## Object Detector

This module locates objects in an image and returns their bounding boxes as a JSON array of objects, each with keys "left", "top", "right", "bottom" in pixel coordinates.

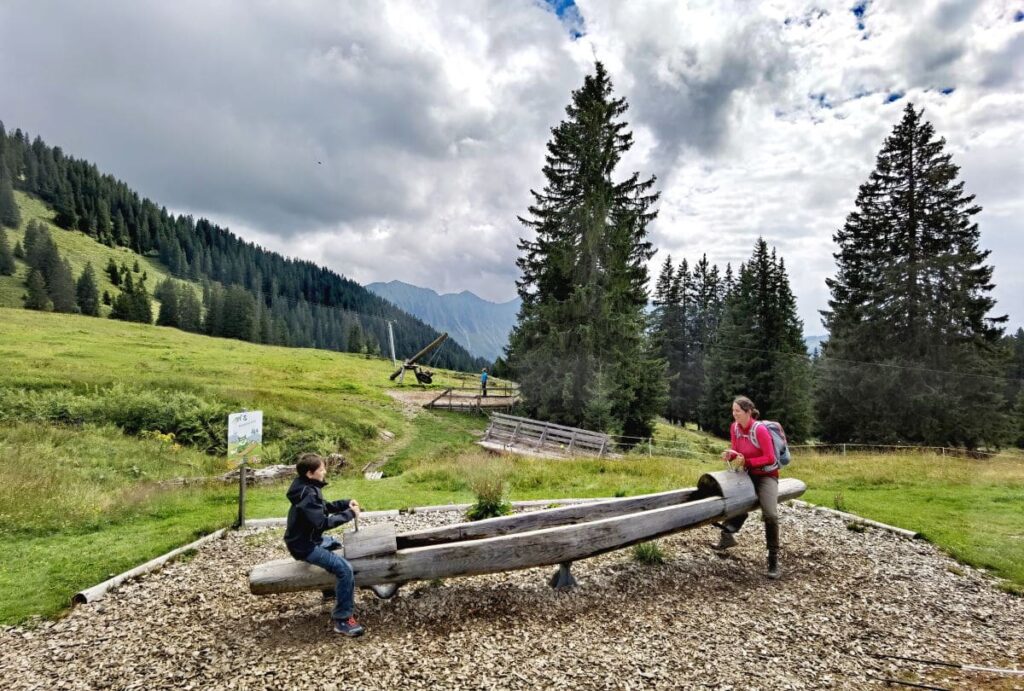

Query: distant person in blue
[
  {"left": 284, "top": 453, "right": 365, "bottom": 637},
  {"left": 481, "top": 367, "right": 488, "bottom": 397}
]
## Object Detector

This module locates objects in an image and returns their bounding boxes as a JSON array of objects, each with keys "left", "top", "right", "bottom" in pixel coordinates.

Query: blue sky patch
[
  {"left": 886, "top": 91, "right": 905, "bottom": 103},
  {"left": 1015, "top": 10, "right": 1023, "bottom": 22},
  {"left": 941, "top": 87, "right": 955, "bottom": 95},
  {"left": 810, "top": 92, "right": 833, "bottom": 109},
  {"left": 542, "top": 0, "right": 584, "bottom": 39},
  {"left": 852, "top": 1, "right": 868, "bottom": 30}
]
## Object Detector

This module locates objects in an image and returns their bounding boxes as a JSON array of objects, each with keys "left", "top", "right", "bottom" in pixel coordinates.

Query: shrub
[
  {"left": 465, "top": 467, "right": 512, "bottom": 521},
  {"left": 277, "top": 427, "right": 350, "bottom": 466},
  {"left": 0, "top": 385, "right": 232, "bottom": 453},
  {"left": 632, "top": 541, "right": 667, "bottom": 565}
]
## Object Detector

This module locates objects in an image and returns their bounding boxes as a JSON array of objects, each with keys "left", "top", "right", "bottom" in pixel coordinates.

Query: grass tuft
[{"left": 632, "top": 541, "right": 667, "bottom": 565}]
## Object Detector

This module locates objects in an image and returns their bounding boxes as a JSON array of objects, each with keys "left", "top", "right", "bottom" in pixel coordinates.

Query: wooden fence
[
  {"left": 425, "top": 386, "right": 520, "bottom": 414},
  {"left": 479, "top": 413, "right": 616, "bottom": 459}
]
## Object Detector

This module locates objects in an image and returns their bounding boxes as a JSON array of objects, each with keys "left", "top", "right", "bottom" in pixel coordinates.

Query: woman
[{"left": 715, "top": 395, "right": 781, "bottom": 579}]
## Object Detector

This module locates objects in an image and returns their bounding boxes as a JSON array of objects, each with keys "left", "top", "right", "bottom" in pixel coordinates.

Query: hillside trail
[{"left": 360, "top": 390, "right": 431, "bottom": 479}]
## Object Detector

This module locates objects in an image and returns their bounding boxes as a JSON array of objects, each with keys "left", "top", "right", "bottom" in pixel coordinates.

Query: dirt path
[{"left": 3, "top": 505, "right": 1023, "bottom": 690}]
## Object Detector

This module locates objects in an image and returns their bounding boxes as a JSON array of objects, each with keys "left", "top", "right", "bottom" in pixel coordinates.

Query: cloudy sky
[{"left": 1, "top": 0, "right": 1022, "bottom": 332}]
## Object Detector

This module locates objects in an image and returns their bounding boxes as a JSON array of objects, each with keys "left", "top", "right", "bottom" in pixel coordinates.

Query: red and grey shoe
[{"left": 333, "top": 616, "right": 365, "bottom": 637}]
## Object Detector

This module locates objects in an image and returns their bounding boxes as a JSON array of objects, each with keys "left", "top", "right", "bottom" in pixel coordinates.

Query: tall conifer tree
[
  {"left": 24, "top": 269, "right": 51, "bottom": 311},
  {"left": 0, "top": 229, "right": 15, "bottom": 275},
  {"left": 156, "top": 281, "right": 181, "bottom": 327},
  {"left": 507, "top": 62, "right": 664, "bottom": 438},
  {"left": 48, "top": 257, "right": 77, "bottom": 313},
  {"left": 0, "top": 160, "right": 19, "bottom": 229},
  {"left": 701, "top": 239, "right": 812, "bottom": 439},
  {"left": 818, "top": 104, "right": 1008, "bottom": 448},
  {"left": 76, "top": 263, "right": 100, "bottom": 316}
]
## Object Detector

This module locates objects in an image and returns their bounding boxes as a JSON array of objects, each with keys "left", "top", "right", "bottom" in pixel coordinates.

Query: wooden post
[
  {"left": 842, "top": 443, "right": 847, "bottom": 456},
  {"left": 236, "top": 458, "right": 247, "bottom": 529},
  {"left": 648, "top": 438, "right": 652, "bottom": 457},
  {"left": 568, "top": 430, "right": 578, "bottom": 455}
]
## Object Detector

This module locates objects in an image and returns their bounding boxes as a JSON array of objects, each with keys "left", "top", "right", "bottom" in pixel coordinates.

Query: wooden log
[
  {"left": 694, "top": 469, "right": 757, "bottom": 516},
  {"left": 342, "top": 523, "right": 398, "bottom": 560},
  {"left": 396, "top": 487, "right": 699, "bottom": 548},
  {"left": 76, "top": 529, "right": 226, "bottom": 604},
  {"left": 249, "top": 473, "right": 806, "bottom": 594}
]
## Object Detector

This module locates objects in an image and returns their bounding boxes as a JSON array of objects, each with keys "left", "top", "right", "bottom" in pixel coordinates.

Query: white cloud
[{"left": 0, "top": 0, "right": 1021, "bottom": 330}]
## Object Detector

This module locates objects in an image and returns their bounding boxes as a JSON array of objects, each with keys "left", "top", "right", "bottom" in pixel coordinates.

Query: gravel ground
[{"left": 3, "top": 505, "right": 1023, "bottom": 690}]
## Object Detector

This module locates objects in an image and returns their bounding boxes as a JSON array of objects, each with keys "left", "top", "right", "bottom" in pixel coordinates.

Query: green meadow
[{"left": 0, "top": 299, "right": 1022, "bottom": 623}]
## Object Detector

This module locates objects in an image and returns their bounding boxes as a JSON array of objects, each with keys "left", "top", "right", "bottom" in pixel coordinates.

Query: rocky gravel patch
[{"left": 3, "top": 505, "right": 1023, "bottom": 690}]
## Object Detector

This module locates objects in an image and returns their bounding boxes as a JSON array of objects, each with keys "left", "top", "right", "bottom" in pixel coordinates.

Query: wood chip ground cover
[{"left": 2, "top": 505, "right": 1023, "bottom": 690}]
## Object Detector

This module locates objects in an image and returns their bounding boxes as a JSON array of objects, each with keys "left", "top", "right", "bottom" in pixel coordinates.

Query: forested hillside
[{"left": 0, "top": 122, "right": 486, "bottom": 371}]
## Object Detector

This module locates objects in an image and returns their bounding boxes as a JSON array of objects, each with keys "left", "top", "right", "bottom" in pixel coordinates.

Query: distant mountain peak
[{"left": 366, "top": 280, "right": 520, "bottom": 361}]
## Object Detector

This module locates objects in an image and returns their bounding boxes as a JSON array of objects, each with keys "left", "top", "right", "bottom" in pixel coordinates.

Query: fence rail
[{"left": 425, "top": 387, "right": 519, "bottom": 414}]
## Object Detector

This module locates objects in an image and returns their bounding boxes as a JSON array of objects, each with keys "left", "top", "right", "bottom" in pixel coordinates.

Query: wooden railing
[
  {"left": 425, "top": 387, "right": 519, "bottom": 414},
  {"left": 481, "top": 413, "right": 613, "bottom": 458}
]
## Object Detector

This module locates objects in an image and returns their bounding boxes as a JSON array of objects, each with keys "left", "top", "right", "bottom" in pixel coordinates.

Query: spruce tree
[
  {"left": 13, "top": 239, "right": 24, "bottom": 260},
  {"left": 76, "top": 263, "right": 100, "bottom": 316},
  {"left": 178, "top": 287, "right": 203, "bottom": 332},
  {"left": 686, "top": 255, "right": 725, "bottom": 427},
  {"left": 0, "top": 229, "right": 15, "bottom": 275},
  {"left": 222, "top": 285, "right": 255, "bottom": 340},
  {"left": 0, "top": 160, "right": 19, "bottom": 229},
  {"left": 106, "top": 257, "right": 121, "bottom": 286},
  {"left": 507, "top": 62, "right": 664, "bottom": 438},
  {"left": 52, "top": 183, "right": 77, "bottom": 229},
  {"left": 48, "top": 257, "right": 77, "bottom": 313},
  {"left": 701, "top": 239, "right": 812, "bottom": 439},
  {"left": 109, "top": 289, "right": 132, "bottom": 321},
  {"left": 156, "top": 281, "right": 180, "bottom": 327},
  {"left": 650, "top": 256, "right": 689, "bottom": 423},
  {"left": 24, "top": 269, "right": 51, "bottom": 311},
  {"left": 347, "top": 322, "right": 365, "bottom": 354},
  {"left": 132, "top": 279, "right": 153, "bottom": 324},
  {"left": 818, "top": 104, "right": 1008, "bottom": 448},
  {"left": 102, "top": 290, "right": 112, "bottom": 306},
  {"left": 1013, "top": 388, "right": 1024, "bottom": 449}
]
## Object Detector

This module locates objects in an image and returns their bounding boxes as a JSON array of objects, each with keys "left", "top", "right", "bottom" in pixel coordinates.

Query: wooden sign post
[{"left": 228, "top": 410, "right": 263, "bottom": 529}]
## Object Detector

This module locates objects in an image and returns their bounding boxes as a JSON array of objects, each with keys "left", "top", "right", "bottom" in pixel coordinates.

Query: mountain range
[{"left": 366, "top": 281, "right": 520, "bottom": 362}]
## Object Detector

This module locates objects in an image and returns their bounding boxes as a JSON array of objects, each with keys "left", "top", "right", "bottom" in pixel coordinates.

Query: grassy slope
[
  {"left": 0, "top": 191, "right": 196, "bottom": 313},
  {"left": 1, "top": 307, "right": 1022, "bottom": 620}
]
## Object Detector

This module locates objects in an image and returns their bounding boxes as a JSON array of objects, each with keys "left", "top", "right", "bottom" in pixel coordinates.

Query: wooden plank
[
  {"left": 342, "top": 524, "right": 398, "bottom": 560},
  {"left": 396, "top": 488, "right": 698, "bottom": 547}
]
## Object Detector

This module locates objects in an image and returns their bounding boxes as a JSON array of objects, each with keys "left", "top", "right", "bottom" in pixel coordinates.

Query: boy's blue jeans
[{"left": 302, "top": 536, "right": 354, "bottom": 621}]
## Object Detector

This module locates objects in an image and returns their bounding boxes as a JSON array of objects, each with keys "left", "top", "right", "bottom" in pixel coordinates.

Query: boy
[{"left": 284, "top": 453, "right": 365, "bottom": 637}]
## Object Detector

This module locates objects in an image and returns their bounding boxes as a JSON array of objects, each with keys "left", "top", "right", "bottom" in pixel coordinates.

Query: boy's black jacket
[{"left": 284, "top": 475, "right": 354, "bottom": 559}]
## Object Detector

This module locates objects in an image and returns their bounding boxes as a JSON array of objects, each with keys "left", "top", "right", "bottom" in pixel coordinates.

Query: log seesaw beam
[{"left": 248, "top": 471, "right": 806, "bottom": 596}]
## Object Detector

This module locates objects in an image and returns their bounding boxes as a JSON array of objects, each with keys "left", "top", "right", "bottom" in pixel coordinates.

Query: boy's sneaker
[{"left": 333, "top": 617, "right": 365, "bottom": 637}]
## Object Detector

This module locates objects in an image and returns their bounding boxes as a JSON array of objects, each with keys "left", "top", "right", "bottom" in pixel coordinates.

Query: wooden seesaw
[{"left": 248, "top": 470, "right": 806, "bottom": 598}]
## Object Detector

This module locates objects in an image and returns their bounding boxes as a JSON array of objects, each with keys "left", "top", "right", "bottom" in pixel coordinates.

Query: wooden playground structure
[{"left": 248, "top": 470, "right": 807, "bottom": 597}]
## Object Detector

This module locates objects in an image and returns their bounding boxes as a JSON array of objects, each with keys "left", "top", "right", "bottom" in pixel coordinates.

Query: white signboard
[{"left": 228, "top": 410, "right": 263, "bottom": 466}]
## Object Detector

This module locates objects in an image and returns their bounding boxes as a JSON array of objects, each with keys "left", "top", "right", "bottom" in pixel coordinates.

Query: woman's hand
[{"left": 349, "top": 499, "right": 361, "bottom": 516}]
